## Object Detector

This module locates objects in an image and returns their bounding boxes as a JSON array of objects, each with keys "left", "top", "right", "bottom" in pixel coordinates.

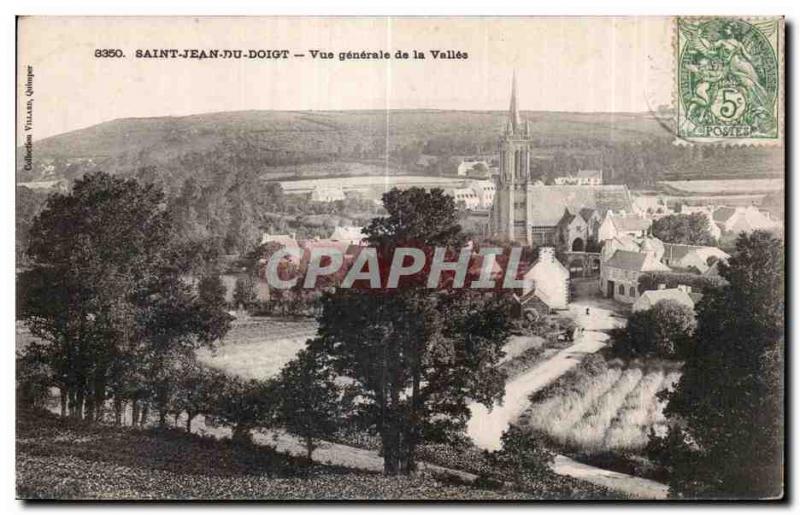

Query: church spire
[{"left": 509, "top": 70, "right": 521, "bottom": 134}]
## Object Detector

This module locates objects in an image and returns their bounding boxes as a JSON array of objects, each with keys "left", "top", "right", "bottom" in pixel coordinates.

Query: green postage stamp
[{"left": 676, "top": 17, "right": 783, "bottom": 144}]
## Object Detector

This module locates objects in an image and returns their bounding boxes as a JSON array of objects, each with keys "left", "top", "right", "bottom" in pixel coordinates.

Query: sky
[{"left": 17, "top": 16, "right": 674, "bottom": 141}]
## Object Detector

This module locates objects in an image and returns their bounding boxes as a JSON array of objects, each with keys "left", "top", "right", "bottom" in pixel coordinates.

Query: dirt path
[{"left": 466, "top": 297, "right": 669, "bottom": 499}]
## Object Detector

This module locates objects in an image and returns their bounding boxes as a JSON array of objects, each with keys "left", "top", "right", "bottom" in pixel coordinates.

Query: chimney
[
  {"left": 290, "top": 232, "right": 297, "bottom": 240},
  {"left": 658, "top": 283, "right": 667, "bottom": 290}
]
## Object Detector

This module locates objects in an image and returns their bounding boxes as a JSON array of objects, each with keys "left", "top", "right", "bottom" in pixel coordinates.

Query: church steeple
[{"left": 508, "top": 71, "right": 521, "bottom": 134}]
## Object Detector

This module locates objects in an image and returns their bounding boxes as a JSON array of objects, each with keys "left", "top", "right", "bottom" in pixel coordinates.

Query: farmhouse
[
  {"left": 632, "top": 285, "right": 697, "bottom": 312},
  {"left": 601, "top": 249, "right": 670, "bottom": 304},
  {"left": 520, "top": 247, "right": 570, "bottom": 311},
  {"left": 712, "top": 205, "right": 781, "bottom": 234}
]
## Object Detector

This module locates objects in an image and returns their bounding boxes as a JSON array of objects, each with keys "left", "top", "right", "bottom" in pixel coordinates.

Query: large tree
[
  {"left": 18, "top": 172, "right": 230, "bottom": 421},
  {"left": 610, "top": 300, "right": 696, "bottom": 359},
  {"left": 652, "top": 231, "right": 784, "bottom": 498},
  {"left": 312, "top": 187, "right": 513, "bottom": 475},
  {"left": 651, "top": 213, "right": 715, "bottom": 246}
]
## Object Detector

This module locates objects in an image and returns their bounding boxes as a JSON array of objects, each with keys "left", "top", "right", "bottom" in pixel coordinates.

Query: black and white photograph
[{"left": 13, "top": 14, "right": 785, "bottom": 501}]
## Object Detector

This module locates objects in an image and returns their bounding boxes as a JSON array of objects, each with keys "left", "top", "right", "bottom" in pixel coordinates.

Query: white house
[
  {"left": 465, "top": 179, "right": 496, "bottom": 209},
  {"left": 712, "top": 205, "right": 782, "bottom": 235},
  {"left": 601, "top": 249, "right": 670, "bottom": 304},
  {"left": 521, "top": 247, "right": 570, "bottom": 310},
  {"left": 310, "top": 185, "right": 346, "bottom": 202},
  {"left": 329, "top": 226, "right": 365, "bottom": 245},
  {"left": 446, "top": 187, "right": 481, "bottom": 210},
  {"left": 632, "top": 285, "right": 696, "bottom": 312}
]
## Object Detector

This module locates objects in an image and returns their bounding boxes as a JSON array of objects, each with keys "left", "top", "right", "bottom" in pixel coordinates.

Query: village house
[
  {"left": 329, "top": 226, "right": 366, "bottom": 246},
  {"left": 661, "top": 243, "right": 730, "bottom": 274},
  {"left": 600, "top": 249, "right": 670, "bottom": 303},
  {"left": 446, "top": 186, "right": 481, "bottom": 210},
  {"left": 632, "top": 284, "right": 699, "bottom": 312},
  {"left": 310, "top": 185, "right": 346, "bottom": 202},
  {"left": 519, "top": 247, "right": 570, "bottom": 311},
  {"left": 597, "top": 211, "right": 652, "bottom": 241},
  {"left": 712, "top": 205, "right": 782, "bottom": 235}
]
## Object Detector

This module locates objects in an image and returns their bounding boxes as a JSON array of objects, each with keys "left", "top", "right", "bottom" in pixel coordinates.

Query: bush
[{"left": 638, "top": 271, "right": 726, "bottom": 295}]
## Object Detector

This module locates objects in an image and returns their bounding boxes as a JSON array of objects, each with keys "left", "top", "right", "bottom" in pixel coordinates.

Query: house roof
[
  {"left": 713, "top": 207, "right": 738, "bottom": 223},
  {"left": 639, "top": 288, "right": 695, "bottom": 308},
  {"left": 556, "top": 209, "right": 577, "bottom": 227},
  {"left": 579, "top": 207, "right": 598, "bottom": 222},
  {"left": 663, "top": 243, "right": 730, "bottom": 263},
  {"left": 611, "top": 214, "right": 651, "bottom": 232},
  {"left": 605, "top": 250, "right": 669, "bottom": 272},
  {"left": 527, "top": 185, "right": 634, "bottom": 227},
  {"left": 330, "top": 226, "right": 365, "bottom": 242}
]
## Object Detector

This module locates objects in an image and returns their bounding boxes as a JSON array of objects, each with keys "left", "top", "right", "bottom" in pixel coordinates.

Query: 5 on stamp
[{"left": 677, "top": 17, "right": 782, "bottom": 144}]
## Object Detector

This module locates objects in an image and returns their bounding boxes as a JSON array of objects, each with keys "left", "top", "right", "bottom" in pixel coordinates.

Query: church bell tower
[{"left": 491, "top": 72, "right": 533, "bottom": 244}]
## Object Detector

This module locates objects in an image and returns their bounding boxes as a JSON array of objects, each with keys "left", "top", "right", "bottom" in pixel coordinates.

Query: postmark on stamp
[{"left": 676, "top": 17, "right": 783, "bottom": 144}]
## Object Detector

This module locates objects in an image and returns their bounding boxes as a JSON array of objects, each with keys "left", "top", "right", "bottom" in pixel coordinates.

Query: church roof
[{"left": 526, "top": 185, "right": 634, "bottom": 227}]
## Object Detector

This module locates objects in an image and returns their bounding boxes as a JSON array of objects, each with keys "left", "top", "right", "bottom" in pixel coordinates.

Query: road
[{"left": 466, "top": 296, "right": 669, "bottom": 499}]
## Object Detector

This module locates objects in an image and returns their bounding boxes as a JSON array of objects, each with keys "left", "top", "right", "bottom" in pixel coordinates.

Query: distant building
[
  {"left": 661, "top": 243, "right": 729, "bottom": 274},
  {"left": 446, "top": 187, "right": 481, "bottom": 210},
  {"left": 329, "top": 226, "right": 366, "bottom": 245},
  {"left": 712, "top": 205, "right": 781, "bottom": 235},
  {"left": 457, "top": 159, "right": 490, "bottom": 177},
  {"left": 597, "top": 212, "right": 652, "bottom": 241},
  {"left": 553, "top": 169, "right": 603, "bottom": 186},
  {"left": 310, "top": 185, "right": 346, "bottom": 202},
  {"left": 600, "top": 249, "right": 670, "bottom": 303},
  {"left": 632, "top": 285, "right": 697, "bottom": 313},
  {"left": 466, "top": 180, "right": 496, "bottom": 209},
  {"left": 520, "top": 247, "right": 570, "bottom": 310}
]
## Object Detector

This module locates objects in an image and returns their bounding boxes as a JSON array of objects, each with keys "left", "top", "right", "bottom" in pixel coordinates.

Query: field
[
  {"left": 519, "top": 356, "right": 681, "bottom": 454},
  {"left": 657, "top": 178, "right": 783, "bottom": 196},
  {"left": 196, "top": 317, "right": 318, "bottom": 380}
]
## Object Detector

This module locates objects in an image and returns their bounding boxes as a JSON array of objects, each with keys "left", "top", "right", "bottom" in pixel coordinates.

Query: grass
[
  {"left": 196, "top": 317, "right": 317, "bottom": 380},
  {"left": 520, "top": 356, "right": 681, "bottom": 455},
  {"left": 17, "top": 409, "right": 617, "bottom": 500}
]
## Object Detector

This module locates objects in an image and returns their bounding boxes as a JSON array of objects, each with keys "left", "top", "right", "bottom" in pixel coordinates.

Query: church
[{"left": 490, "top": 75, "right": 635, "bottom": 247}]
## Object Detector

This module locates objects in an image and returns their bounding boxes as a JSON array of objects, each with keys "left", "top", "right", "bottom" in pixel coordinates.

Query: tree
[
  {"left": 171, "top": 358, "right": 226, "bottom": 433},
  {"left": 18, "top": 172, "right": 231, "bottom": 422},
  {"left": 233, "top": 276, "right": 257, "bottom": 310},
  {"left": 275, "top": 346, "right": 341, "bottom": 462},
  {"left": 313, "top": 187, "right": 513, "bottom": 475},
  {"left": 610, "top": 300, "right": 696, "bottom": 359},
  {"left": 652, "top": 231, "right": 784, "bottom": 498},
  {"left": 209, "top": 376, "right": 275, "bottom": 444},
  {"left": 492, "top": 425, "right": 554, "bottom": 486},
  {"left": 651, "top": 213, "right": 715, "bottom": 246}
]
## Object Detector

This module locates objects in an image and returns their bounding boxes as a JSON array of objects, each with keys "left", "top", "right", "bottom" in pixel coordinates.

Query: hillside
[{"left": 16, "top": 409, "right": 616, "bottom": 500}]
